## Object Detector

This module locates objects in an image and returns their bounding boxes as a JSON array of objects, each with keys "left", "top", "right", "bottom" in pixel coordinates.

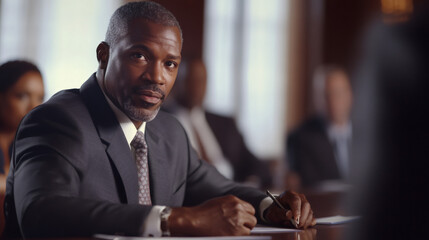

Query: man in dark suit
[
  {"left": 205, "top": 112, "right": 272, "bottom": 188},
  {"left": 164, "top": 59, "right": 272, "bottom": 188},
  {"left": 4, "top": 1, "right": 315, "bottom": 238},
  {"left": 286, "top": 66, "right": 353, "bottom": 188}
]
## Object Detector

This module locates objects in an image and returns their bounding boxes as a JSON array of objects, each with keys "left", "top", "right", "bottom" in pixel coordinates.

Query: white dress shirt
[
  {"left": 99, "top": 82, "right": 164, "bottom": 237},
  {"left": 327, "top": 122, "right": 352, "bottom": 179}
]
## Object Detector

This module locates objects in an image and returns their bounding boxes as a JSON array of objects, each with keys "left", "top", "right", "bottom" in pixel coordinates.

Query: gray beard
[{"left": 122, "top": 98, "right": 160, "bottom": 122}]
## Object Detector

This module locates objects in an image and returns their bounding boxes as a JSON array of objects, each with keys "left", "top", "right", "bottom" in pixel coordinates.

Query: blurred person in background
[
  {"left": 0, "top": 60, "right": 44, "bottom": 234},
  {"left": 0, "top": 60, "right": 45, "bottom": 190},
  {"left": 347, "top": 2, "right": 429, "bottom": 239},
  {"left": 164, "top": 58, "right": 272, "bottom": 189},
  {"left": 286, "top": 66, "right": 353, "bottom": 190}
]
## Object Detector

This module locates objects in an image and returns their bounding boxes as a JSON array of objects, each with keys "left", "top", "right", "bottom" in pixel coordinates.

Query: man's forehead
[{"left": 123, "top": 18, "right": 182, "bottom": 51}]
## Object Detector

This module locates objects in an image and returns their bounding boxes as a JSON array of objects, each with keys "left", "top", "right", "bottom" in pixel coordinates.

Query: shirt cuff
[
  {"left": 142, "top": 205, "right": 165, "bottom": 237},
  {"left": 259, "top": 197, "right": 274, "bottom": 223}
]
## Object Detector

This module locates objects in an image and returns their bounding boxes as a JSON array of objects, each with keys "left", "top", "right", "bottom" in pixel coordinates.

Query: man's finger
[
  {"left": 284, "top": 191, "right": 301, "bottom": 225},
  {"left": 286, "top": 210, "right": 293, "bottom": 219},
  {"left": 243, "top": 214, "right": 257, "bottom": 229},
  {"left": 311, "top": 216, "right": 317, "bottom": 226},
  {"left": 302, "top": 210, "right": 314, "bottom": 229},
  {"left": 298, "top": 200, "right": 311, "bottom": 228}
]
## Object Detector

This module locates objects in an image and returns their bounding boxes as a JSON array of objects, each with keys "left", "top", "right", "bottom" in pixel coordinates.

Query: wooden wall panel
[{"left": 152, "top": 0, "right": 205, "bottom": 59}]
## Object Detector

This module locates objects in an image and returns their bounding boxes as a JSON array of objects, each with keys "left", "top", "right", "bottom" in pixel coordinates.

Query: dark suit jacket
[
  {"left": 205, "top": 112, "right": 271, "bottom": 188},
  {"left": 4, "top": 74, "right": 266, "bottom": 238},
  {"left": 286, "top": 116, "right": 342, "bottom": 187}
]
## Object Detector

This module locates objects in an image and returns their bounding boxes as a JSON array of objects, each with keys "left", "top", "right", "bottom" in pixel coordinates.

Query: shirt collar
[
  {"left": 97, "top": 78, "right": 146, "bottom": 146},
  {"left": 328, "top": 121, "right": 352, "bottom": 140}
]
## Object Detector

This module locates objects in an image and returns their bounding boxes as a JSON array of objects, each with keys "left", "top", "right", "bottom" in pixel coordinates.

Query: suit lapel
[
  {"left": 80, "top": 74, "right": 139, "bottom": 204},
  {"left": 145, "top": 123, "right": 173, "bottom": 205}
]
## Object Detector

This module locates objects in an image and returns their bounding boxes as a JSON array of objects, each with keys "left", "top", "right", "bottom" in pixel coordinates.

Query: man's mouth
[{"left": 134, "top": 87, "right": 165, "bottom": 105}]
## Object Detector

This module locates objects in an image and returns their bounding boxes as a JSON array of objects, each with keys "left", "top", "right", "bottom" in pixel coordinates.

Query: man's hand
[
  {"left": 168, "top": 195, "right": 257, "bottom": 236},
  {"left": 265, "top": 191, "right": 316, "bottom": 229}
]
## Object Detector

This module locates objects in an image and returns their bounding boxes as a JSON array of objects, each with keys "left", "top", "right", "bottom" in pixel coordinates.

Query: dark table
[{"left": 1, "top": 189, "right": 356, "bottom": 240}]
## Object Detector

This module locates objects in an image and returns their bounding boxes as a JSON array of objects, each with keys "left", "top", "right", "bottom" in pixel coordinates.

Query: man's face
[
  {"left": 325, "top": 71, "right": 352, "bottom": 125},
  {"left": 102, "top": 19, "right": 182, "bottom": 123}
]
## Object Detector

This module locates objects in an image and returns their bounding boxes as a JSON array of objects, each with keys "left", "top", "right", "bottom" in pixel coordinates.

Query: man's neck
[
  {"left": 332, "top": 121, "right": 349, "bottom": 128},
  {"left": 133, "top": 120, "right": 144, "bottom": 129},
  {"left": 95, "top": 74, "right": 147, "bottom": 144}
]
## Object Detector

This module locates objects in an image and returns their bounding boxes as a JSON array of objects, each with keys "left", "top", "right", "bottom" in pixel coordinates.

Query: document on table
[
  {"left": 316, "top": 215, "right": 360, "bottom": 225},
  {"left": 251, "top": 226, "right": 300, "bottom": 233},
  {"left": 94, "top": 234, "right": 271, "bottom": 240}
]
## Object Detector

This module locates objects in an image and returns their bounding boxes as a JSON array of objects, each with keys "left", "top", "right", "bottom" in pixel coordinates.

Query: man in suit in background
[
  {"left": 4, "top": 1, "right": 315, "bottom": 238},
  {"left": 164, "top": 58, "right": 272, "bottom": 189},
  {"left": 286, "top": 66, "right": 353, "bottom": 189}
]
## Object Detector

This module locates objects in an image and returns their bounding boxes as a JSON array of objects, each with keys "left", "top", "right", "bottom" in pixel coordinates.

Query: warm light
[{"left": 381, "top": 0, "right": 413, "bottom": 23}]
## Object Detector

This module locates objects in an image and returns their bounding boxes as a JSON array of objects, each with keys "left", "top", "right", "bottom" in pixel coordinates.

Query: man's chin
[{"left": 124, "top": 104, "right": 160, "bottom": 123}]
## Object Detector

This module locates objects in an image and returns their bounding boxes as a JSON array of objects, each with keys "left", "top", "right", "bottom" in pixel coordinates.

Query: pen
[{"left": 266, "top": 190, "right": 299, "bottom": 228}]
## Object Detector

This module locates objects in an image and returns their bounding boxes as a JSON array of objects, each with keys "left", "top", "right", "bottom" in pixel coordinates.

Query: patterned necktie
[{"left": 131, "top": 130, "right": 152, "bottom": 205}]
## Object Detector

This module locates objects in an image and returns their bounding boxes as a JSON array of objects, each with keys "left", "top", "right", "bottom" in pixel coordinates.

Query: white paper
[
  {"left": 316, "top": 215, "right": 360, "bottom": 225},
  {"left": 250, "top": 226, "right": 300, "bottom": 233},
  {"left": 94, "top": 234, "right": 271, "bottom": 240}
]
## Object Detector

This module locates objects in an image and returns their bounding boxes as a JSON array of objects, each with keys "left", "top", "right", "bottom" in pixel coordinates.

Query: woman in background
[{"left": 0, "top": 60, "right": 44, "bottom": 235}]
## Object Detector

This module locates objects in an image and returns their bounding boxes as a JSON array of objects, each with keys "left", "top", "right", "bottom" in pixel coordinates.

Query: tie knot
[{"left": 131, "top": 131, "right": 147, "bottom": 150}]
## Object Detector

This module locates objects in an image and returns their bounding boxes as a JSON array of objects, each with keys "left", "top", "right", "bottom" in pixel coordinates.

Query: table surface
[{"left": 1, "top": 189, "right": 355, "bottom": 240}]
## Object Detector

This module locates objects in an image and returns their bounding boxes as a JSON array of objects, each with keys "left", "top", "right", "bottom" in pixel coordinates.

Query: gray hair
[{"left": 105, "top": 1, "right": 182, "bottom": 47}]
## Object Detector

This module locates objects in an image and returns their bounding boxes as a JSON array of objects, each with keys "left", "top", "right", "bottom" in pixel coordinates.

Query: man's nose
[{"left": 144, "top": 62, "right": 165, "bottom": 85}]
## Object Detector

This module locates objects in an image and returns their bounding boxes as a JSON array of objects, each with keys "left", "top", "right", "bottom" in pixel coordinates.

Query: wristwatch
[{"left": 160, "top": 207, "right": 172, "bottom": 236}]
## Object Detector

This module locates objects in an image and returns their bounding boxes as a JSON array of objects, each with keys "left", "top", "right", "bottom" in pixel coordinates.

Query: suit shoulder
[
  {"left": 287, "top": 116, "right": 327, "bottom": 144},
  {"left": 205, "top": 111, "right": 234, "bottom": 121},
  {"left": 291, "top": 116, "right": 326, "bottom": 134},
  {"left": 24, "top": 89, "right": 87, "bottom": 122},
  {"left": 36, "top": 89, "right": 82, "bottom": 111},
  {"left": 48, "top": 88, "right": 82, "bottom": 105},
  {"left": 205, "top": 111, "right": 236, "bottom": 128}
]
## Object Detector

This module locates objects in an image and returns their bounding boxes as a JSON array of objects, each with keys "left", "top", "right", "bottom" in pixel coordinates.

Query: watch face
[{"left": 161, "top": 206, "right": 172, "bottom": 217}]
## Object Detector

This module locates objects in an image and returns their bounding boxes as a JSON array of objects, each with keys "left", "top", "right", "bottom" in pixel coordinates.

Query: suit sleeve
[{"left": 11, "top": 103, "right": 149, "bottom": 237}]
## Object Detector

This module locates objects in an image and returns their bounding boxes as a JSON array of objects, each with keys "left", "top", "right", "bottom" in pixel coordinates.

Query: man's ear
[{"left": 96, "top": 42, "right": 110, "bottom": 69}]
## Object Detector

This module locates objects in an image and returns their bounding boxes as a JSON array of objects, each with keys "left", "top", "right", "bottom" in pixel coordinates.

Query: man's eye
[
  {"left": 132, "top": 53, "right": 146, "bottom": 60},
  {"left": 165, "top": 61, "right": 177, "bottom": 69},
  {"left": 14, "top": 92, "right": 29, "bottom": 101}
]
